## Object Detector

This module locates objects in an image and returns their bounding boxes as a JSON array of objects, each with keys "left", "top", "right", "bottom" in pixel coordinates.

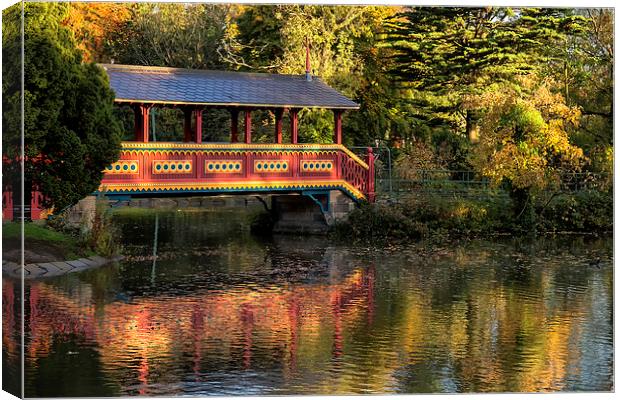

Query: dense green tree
[
  {"left": 2, "top": 3, "right": 122, "bottom": 212},
  {"left": 106, "top": 3, "right": 230, "bottom": 69},
  {"left": 545, "top": 9, "right": 613, "bottom": 175},
  {"left": 104, "top": 3, "right": 233, "bottom": 142},
  {"left": 227, "top": 5, "right": 401, "bottom": 145},
  {"left": 383, "top": 7, "right": 586, "bottom": 142}
]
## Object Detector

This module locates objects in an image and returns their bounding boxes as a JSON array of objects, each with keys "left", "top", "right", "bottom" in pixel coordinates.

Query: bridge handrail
[
  {"left": 106, "top": 141, "right": 374, "bottom": 201},
  {"left": 120, "top": 141, "right": 369, "bottom": 170}
]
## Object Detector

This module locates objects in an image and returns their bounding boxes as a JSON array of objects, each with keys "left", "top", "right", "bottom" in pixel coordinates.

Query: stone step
[{"left": 2, "top": 254, "right": 121, "bottom": 280}]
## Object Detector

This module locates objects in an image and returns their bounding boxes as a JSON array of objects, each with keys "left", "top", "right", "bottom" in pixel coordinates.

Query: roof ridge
[{"left": 98, "top": 63, "right": 313, "bottom": 80}]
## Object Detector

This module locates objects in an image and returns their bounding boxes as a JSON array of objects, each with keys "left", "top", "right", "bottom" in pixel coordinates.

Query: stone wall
[
  {"left": 112, "top": 196, "right": 266, "bottom": 210},
  {"left": 66, "top": 192, "right": 357, "bottom": 235},
  {"left": 272, "top": 191, "right": 357, "bottom": 234}
]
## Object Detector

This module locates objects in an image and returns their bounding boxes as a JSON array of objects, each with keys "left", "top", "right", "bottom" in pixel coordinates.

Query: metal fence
[
  {"left": 375, "top": 168, "right": 609, "bottom": 200},
  {"left": 347, "top": 146, "right": 610, "bottom": 200},
  {"left": 376, "top": 170, "right": 503, "bottom": 200}
]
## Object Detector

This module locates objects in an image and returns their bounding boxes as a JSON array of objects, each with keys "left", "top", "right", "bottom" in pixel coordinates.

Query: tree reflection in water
[{"left": 3, "top": 209, "right": 612, "bottom": 396}]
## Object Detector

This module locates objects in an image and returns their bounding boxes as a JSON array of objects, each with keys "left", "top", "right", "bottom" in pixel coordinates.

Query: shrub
[
  {"left": 333, "top": 188, "right": 611, "bottom": 241},
  {"left": 333, "top": 195, "right": 513, "bottom": 242},
  {"left": 537, "top": 190, "right": 612, "bottom": 232},
  {"left": 82, "top": 196, "right": 120, "bottom": 257}
]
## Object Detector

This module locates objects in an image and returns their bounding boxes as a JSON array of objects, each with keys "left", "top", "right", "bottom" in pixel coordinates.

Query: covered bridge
[{"left": 99, "top": 64, "right": 375, "bottom": 203}]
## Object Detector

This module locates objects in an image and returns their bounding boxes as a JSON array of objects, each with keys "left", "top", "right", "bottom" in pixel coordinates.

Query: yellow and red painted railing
[{"left": 99, "top": 142, "right": 375, "bottom": 202}]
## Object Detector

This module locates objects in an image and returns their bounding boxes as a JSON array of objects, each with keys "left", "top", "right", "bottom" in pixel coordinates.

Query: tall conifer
[{"left": 383, "top": 7, "right": 586, "bottom": 141}]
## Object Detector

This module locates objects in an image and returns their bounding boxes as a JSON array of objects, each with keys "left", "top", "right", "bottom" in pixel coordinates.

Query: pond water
[{"left": 3, "top": 208, "right": 613, "bottom": 396}]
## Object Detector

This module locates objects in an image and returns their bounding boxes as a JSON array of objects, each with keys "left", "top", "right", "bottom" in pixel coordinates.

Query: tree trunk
[
  {"left": 466, "top": 110, "right": 480, "bottom": 143},
  {"left": 510, "top": 186, "right": 536, "bottom": 233}
]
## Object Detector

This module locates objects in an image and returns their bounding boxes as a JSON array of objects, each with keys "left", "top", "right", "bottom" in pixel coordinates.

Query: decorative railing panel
[{"left": 100, "top": 142, "right": 374, "bottom": 201}]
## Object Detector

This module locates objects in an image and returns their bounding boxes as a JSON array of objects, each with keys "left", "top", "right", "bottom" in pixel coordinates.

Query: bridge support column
[
  {"left": 366, "top": 148, "right": 375, "bottom": 202},
  {"left": 333, "top": 110, "right": 342, "bottom": 145},
  {"left": 272, "top": 195, "right": 328, "bottom": 234},
  {"left": 134, "top": 105, "right": 150, "bottom": 142},
  {"left": 194, "top": 109, "right": 203, "bottom": 143},
  {"left": 327, "top": 190, "right": 356, "bottom": 222},
  {"left": 271, "top": 191, "right": 356, "bottom": 234},
  {"left": 244, "top": 109, "right": 252, "bottom": 144},
  {"left": 275, "top": 109, "right": 283, "bottom": 144},
  {"left": 290, "top": 109, "right": 299, "bottom": 144}
]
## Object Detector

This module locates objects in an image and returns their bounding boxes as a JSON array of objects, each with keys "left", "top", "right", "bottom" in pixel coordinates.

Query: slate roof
[{"left": 100, "top": 64, "right": 359, "bottom": 110}]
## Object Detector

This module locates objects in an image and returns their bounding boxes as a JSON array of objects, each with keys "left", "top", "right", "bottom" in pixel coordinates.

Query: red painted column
[
  {"left": 366, "top": 147, "right": 375, "bottom": 202},
  {"left": 143, "top": 106, "right": 150, "bottom": 142},
  {"left": 231, "top": 109, "right": 239, "bottom": 143},
  {"left": 3, "top": 188, "right": 13, "bottom": 221},
  {"left": 31, "top": 189, "right": 41, "bottom": 220},
  {"left": 133, "top": 105, "right": 142, "bottom": 141},
  {"left": 274, "top": 109, "right": 283, "bottom": 144},
  {"left": 290, "top": 109, "right": 299, "bottom": 144},
  {"left": 244, "top": 109, "right": 252, "bottom": 144},
  {"left": 194, "top": 109, "right": 203, "bottom": 143},
  {"left": 136, "top": 105, "right": 150, "bottom": 143},
  {"left": 333, "top": 110, "right": 343, "bottom": 144},
  {"left": 183, "top": 108, "right": 192, "bottom": 142}
]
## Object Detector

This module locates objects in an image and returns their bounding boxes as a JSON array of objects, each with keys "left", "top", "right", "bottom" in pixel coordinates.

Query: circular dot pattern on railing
[
  {"left": 254, "top": 161, "right": 289, "bottom": 173},
  {"left": 153, "top": 161, "right": 193, "bottom": 174},
  {"left": 301, "top": 160, "right": 333, "bottom": 172},
  {"left": 205, "top": 161, "right": 242, "bottom": 173},
  {"left": 104, "top": 161, "right": 139, "bottom": 174}
]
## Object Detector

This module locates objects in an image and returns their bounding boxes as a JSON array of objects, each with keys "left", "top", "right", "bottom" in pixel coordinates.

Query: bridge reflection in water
[
  {"left": 2, "top": 212, "right": 613, "bottom": 396},
  {"left": 9, "top": 257, "right": 377, "bottom": 395}
]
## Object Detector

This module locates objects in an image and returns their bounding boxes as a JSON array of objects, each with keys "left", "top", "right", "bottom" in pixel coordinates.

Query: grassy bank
[
  {"left": 3, "top": 196, "right": 120, "bottom": 263},
  {"left": 333, "top": 189, "right": 613, "bottom": 242},
  {"left": 2, "top": 221, "right": 95, "bottom": 263}
]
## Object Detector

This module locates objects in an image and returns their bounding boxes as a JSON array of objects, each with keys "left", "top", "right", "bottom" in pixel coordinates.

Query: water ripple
[{"left": 7, "top": 210, "right": 612, "bottom": 396}]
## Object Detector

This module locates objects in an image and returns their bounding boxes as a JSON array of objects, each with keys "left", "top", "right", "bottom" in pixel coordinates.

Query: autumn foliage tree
[
  {"left": 62, "top": 2, "right": 131, "bottom": 62},
  {"left": 467, "top": 77, "right": 585, "bottom": 228}
]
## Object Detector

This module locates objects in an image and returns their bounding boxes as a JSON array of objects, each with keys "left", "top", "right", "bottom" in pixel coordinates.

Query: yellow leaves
[
  {"left": 63, "top": 3, "right": 132, "bottom": 61},
  {"left": 469, "top": 76, "right": 585, "bottom": 192},
  {"left": 395, "top": 139, "right": 447, "bottom": 180}
]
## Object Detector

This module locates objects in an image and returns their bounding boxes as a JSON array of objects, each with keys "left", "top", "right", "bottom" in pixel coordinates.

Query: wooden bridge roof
[{"left": 101, "top": 64, "right": 359, "bottom": 110}]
